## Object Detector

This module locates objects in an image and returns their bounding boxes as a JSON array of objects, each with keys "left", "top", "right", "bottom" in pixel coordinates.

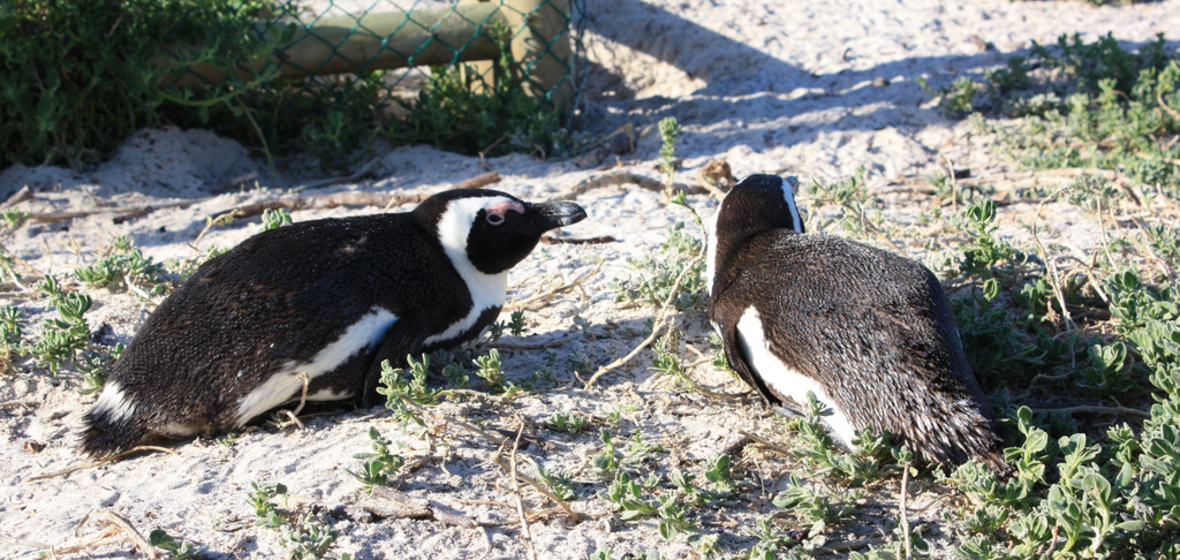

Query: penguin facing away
[
  {"left": 80, "top": 189, "right": 586, "bottom": 458},
  {"left": 706, "top": 174, "right": 1008, "bottom": 472}
]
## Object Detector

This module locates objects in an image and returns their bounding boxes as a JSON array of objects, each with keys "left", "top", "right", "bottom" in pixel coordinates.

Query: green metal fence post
[{"left": 506, "top": 0, "right": 573, "bottom": 113}]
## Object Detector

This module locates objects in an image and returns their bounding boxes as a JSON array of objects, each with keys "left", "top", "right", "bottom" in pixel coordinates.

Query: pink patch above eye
[{"left": 487, "top": 200, "right": 525, "bottom": 216}]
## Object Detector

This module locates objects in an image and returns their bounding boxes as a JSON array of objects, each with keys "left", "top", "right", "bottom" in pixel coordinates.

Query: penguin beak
[{"left": 528, "top": 201, "right": 587, "bottom": 229}]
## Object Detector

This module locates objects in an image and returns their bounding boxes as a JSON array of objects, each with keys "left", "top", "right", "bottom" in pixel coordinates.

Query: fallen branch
[
  {"left": 900, "top": 462, "right": 913, "bottom": 560},
  {"left": 736, "top": 430, "right": 795, "bottom": 458},
  {"left": 540, "top": 235, "right": 619, "bottom": 245},
  {"left": 0, "top": 185, "right": 33, "bottom": 210},
  {"left": 27, "top": 446, "right": 178, "bottom": 481},
  {"left": 554, "top": 170, "right": 709, "bottom": 202},
  {"left": 509, "top": 421, "right": 538, "bottom": 560}
]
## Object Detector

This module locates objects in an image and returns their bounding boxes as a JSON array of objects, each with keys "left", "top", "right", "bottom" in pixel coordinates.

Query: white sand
[{"left": 2, "top": 0, "right": 1178, "bottom": 558}]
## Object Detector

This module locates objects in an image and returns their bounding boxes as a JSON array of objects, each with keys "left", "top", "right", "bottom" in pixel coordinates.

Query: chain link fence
[
  {"left": 163, "top": 0, "right": 587, "bottom": 158},
  {"left": 1, "top": 0, "right": 586, "bottom": 168}
]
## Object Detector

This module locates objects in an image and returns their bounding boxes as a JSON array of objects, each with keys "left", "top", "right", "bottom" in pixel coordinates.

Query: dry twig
[
  {"left": 554, "top": 170, "right": 709, "bottom": 202},
  {"left": 510, "top": 421, "right": 538, "bottom": 560},
  {"left": 582, "top": 254, "right": 701, "bottom": 388},
  {"left": 28, "top": 446, "right": 178, "bottom": 481}
]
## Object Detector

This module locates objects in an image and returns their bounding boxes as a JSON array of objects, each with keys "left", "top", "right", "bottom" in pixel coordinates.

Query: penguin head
[
  {"left": 706, "top": 174, "right": 805, "bottom": 294},
  {"left": 418, "top": 189, "right": 588, "bottom": 275}
]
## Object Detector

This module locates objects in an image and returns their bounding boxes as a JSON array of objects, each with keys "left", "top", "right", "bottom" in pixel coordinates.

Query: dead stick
[
  {"left": 98, "top": 510, "right": 158, "bottom": 560},
  {"left": 583, "top": 255, "right": 700, "bottom": 388},
  {"left": 450, "top": 171, "right": 503, "bottom": 191},
  {"left": 510, "top": 421, "right": 538, "bottom": 560},
  {"left": 736, "top": 430, "right": 796, "bottom": 457},
  {"left": 487, "top": 454, "right": 582, "bottom": 522},
  {"left": 554, "top": 170, "right": 707, "bottom": 202},
  {"left": 27, "top": 446, "right": 178, "bottom": 481},
  {"left": 541, "top": 235, "right": 619, "bottom": 245},
  {"left": 0, "top": 185, "right": 33, "bottom": 210},
  {"left": 901, "top": 464, "right": 913, "bottom": 560},
  {"left": 1031, "top": 186, "right": 1076, "bottom": 331}
]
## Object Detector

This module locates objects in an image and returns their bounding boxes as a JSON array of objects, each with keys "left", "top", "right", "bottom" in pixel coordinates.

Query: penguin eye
[{"left": 486, "top": 212, "right": 505, "bottom": 226}]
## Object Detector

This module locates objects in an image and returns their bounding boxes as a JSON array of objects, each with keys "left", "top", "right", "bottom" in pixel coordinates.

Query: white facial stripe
[
  {"left": 90, "top": 381, "right": 136, "bottom": 422},
  {"left": 425, "top": 196, "right": 512, "bottom": 347},
  {"left": 235, "top": 307, "right": 398, "bottom": 424},
  {"left": 779, "top": 176, "right": 803, "bottom": 233},
  {"left": 735, "top": 307, "right": 857, "bottom": 448},
  {"left": 705, "top": 207, "right": 720, "bottom": 295}
]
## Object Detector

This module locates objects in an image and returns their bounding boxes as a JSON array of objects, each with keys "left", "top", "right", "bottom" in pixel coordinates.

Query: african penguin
[
  {"left": 706, "top": 174, "right": 1008, "bottom": 472},
  {"left": 80, "top": 189, "right": 586, "bottom": 457}
]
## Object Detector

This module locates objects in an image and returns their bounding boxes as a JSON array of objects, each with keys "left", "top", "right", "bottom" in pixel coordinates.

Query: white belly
[{"left": 736, "top": 307, "right": 858, "bottom": 448}]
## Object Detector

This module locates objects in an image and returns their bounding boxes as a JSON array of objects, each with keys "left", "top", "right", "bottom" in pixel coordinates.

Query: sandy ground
[{"left": 2, "top": 0, "right": 1179, "bottom": 558}]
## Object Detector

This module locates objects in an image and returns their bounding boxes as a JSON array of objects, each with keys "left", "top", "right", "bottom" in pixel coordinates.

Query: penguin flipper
[
  {"left": 361, "top": 319, "right": 427, "bottom": 408},
  {"left": 720, "top": 319, "right": 777, "bottom": 407}
]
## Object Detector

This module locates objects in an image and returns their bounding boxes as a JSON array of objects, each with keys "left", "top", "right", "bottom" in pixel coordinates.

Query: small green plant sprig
[
  {"left": 0, "top": 305, "right": 25, "bottom": 373},
  {"left": 958, "top": 200, "right": 1027, "bottom": 280},
  {"left": 248, "top": 482, "right": 344, "bottom": 560},
  {"left": 543, "top": 411, "right": 589, "bottom": 434},
  {"left": 605, "top": 471, "right": 698, "bottom": 540},
  {"left": 376, "top": 356, "right": 441, "bottom": 428},
  {"left": 590, "top": 428, "right": 667, "bottom": 482},
  {"left": 345, "top": 427, "right": 406, "bottom": 491},
  {"left": 488, "top": 310, "right": 528, "bottom": 340},
  {"left": 803, "top": 167, "right": 898, "bottom": 242},
  {"left": 149, "top": 529, "right": 207, "bottom": 560},
  {"left": 2, "top": 208, "right": 29, "bottom": 230},
  {"left": 533, "top": 464, "right": 577, "bottom": 501},
  {"left": 24, "top": 276, "right": 93, "bottom": 374},
  {"left": 0, "top": 208, "right": 27, "bottom": 283},
  {"left": 667, "top": 453, "right": 739, "bottom": 507},
  {"left": 616, "top": 221, "right": 707, "bottom": 311},
  {"left": 772, "top": 474, "right": 855, "bottom": 535},
  {"left": 74, "top": 236, "right": 170, "bottom": 297},
  {"left": 261, "top": 208, "right": 293, "bottom": 231},
  {"left": 775, "top": 393, "right": 893, "bottom": 486},
  {"left": 658, "top": 116, "right": 682, "bottom": 195},
  {"left": 76, "top": 342, "right": 124, "bottom": 396},
  {"left": 3, "top": 275, "right": 123, "bottom": 385},
  {"left": 917, "top": 75, "right": 982, "bottom": 114},
  {"left": 468, "top": 347, "right": 529, "bottom": 396},
  {"left": 649, "top": 323, "right": 696, "bottom": 390}
]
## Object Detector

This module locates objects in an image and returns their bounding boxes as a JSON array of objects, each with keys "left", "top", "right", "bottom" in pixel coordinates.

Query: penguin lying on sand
[
  {"left": 706, "top": 174, "right": 1008, "bottom": 472},
  {"left": 80, "top": 189, "right": 586, "bottom": 457}
]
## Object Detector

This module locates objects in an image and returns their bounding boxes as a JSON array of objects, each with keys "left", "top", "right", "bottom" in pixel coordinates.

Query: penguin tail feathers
[{"left": 78, "top": 409, "right": 149, "bottom": 459}]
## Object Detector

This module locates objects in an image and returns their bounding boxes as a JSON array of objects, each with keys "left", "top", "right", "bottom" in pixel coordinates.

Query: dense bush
[{"left": 0, "top": 0, "right": 288, "bottom": 168}]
